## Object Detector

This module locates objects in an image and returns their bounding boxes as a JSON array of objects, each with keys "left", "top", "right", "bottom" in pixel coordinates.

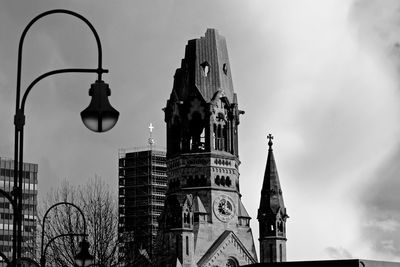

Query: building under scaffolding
[{"left": 118, "top": 147, "right": 166, "bottom": 266}]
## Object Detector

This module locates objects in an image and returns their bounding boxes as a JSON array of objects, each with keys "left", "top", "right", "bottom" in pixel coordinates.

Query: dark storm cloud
[
  {"left": 358, "top": 148, "right": 400, "bottom": 257},
  {"left": 350, "top": 0, "right": 400, "bottom": 259}
]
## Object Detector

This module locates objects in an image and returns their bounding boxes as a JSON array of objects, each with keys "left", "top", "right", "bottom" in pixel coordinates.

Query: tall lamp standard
[{"left": 6, "top": 9, "right": 119, "bottom": 267}]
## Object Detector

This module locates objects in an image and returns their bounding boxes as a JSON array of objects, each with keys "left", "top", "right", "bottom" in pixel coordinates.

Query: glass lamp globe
[{"left": 81, "top": 80, "right": 119, "bottom": 132}]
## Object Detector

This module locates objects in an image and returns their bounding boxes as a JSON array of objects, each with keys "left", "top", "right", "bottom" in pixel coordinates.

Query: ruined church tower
[{"left": 156, "top": 29, "right": 257, "bottom": 267}]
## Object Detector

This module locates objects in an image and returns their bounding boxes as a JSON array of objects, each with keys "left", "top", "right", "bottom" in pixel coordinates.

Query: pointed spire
[
  {"left": 258, "top": 134, "right": 286, "bottom": 216},
  {"left": 258, "top": 134, "right": 288, "bottom": 263}
]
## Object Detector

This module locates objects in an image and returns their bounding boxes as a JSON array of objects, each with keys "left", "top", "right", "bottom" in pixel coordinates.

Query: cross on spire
[
  {"left": 148, "top": 123, "right": 155, "bottom": 147},
  {"left": 267, "top": 134, "right": 273, "bottom": 149}
]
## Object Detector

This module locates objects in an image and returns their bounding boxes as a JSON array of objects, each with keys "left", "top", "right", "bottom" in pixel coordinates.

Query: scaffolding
[{"left": 118, "top": 147, "right": 167, "bottom": 264}]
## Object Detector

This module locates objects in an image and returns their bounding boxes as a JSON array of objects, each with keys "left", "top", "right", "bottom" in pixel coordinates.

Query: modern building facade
[
  {"left": 155, "top": 29, "right": 257, "bottom": 267},
  {"left": 118, "top": 147, "right": 167, "bottom": 265},
  {"left": 0, "top": 158, "right": 38, "bottom": 264},
  {"left": 258, "top": 135, "right": 289, "bottom": 263}
]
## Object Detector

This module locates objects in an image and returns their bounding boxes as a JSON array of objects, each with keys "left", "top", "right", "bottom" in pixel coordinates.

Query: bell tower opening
[{"left": 189, "top": 111, "right": 205, "bottom": 151}]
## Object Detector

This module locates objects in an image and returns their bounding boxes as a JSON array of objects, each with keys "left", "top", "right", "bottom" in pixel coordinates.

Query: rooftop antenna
[{"left": 148, "top": 123, "right": 155, "bottom": 149}]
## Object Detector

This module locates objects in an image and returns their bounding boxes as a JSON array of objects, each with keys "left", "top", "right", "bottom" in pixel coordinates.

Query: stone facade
[{"left": 155, "top": 29, "right": 257, "bottom": 267}]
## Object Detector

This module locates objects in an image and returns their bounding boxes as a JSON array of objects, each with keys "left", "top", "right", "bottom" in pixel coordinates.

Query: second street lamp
[
  {"left": 74, "top": 239, "right": 95, "bottom": 267},
  {"left": 11, "top": 9, "right": 118, "bottom": 266},
  {"left": 40, "top": 201, "right": 93, "bottom": 267}
]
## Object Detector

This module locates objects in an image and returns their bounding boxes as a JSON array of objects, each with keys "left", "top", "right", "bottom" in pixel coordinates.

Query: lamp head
[
  {"left": 74, "top": 239, "right": 94, "bottom": 267},
  {"left": 81, "top": 80, "right": 119, "bottom": 132}
]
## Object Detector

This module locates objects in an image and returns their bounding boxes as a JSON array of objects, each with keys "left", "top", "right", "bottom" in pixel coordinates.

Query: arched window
[
  {"left": 217, "top": 125, "right": 222, "bottom": 150},
  {"left": 226, "top": 177, "right": 231, "bottom": 187},
  {"left": 186, "top": 236, "right": 189, "bottom": 255},
  {"left": 269, "top": 244, "right": 273, "bottom": 263},
  {"left": 215, "top": 176, "right": 220, "bottom": 185},
  {"left": 213, "top": 124, "right": 217, "bottom": 149},
  {"left": 278, "top": 220, "right": 284, "bottom": 232},
  {"left": 220, "top": 176, "right": 226, "bottom": 186},
  {"left": 200, "top": 61, "right": 210, "bottom": 77},
  {"left": 190, "top": 112, "right": 203, "bottom": 151},
  {"left": 226, "top": 257, "right": 239, "bottom": 267},
  {"left": 223, "top": 125, "right": 228, "bottom": 151}
]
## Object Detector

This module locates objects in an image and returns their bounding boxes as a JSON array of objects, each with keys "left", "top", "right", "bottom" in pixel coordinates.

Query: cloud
[
  {"left": 357, "top": 148, "right": 400, "bottom": 258},
  {"left": 325, "top": 246, "right": 353, "bottom": 259},
  {"left": 350, "top": 0, "right": 400, "bottom": 46},
  {"left": 364, "top": 218, "right": 400, "bottom": 233},
  {"left": 349, "top": 0, "right": 400, "bottom": 260},
  {"left": 238, "top": 0, "right": 400, "bottom": 261},
  {"left": 380, "top": 240, "right": 397, "bottom": 254},
  {"left": 350, "top": 0, "right": 400, "bottom": 70}
]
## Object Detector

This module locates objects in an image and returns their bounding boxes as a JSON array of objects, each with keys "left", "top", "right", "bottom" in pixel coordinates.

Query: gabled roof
[{"left": 197, "top": 230, "right": 257, "bottom": 267}]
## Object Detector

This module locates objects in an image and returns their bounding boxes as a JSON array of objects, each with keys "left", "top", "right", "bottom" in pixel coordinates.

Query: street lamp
[
  {"left": 40, "top": 202, "right": 94, "bottom": 267},
  {"left": 74, "top": 239, "right": 94, "bottom": 267},
  {"left": 8, "top": 9, "right": 118, "bottom": 267}
]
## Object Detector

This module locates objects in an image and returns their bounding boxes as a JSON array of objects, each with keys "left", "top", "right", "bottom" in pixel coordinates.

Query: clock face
[{"left": 213, "top": 195, "right": 235, "bottom": 222}]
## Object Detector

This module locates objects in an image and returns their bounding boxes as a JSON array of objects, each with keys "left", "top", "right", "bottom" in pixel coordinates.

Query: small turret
[{"left": 258, "top": 134, "right": 289, "bottom": 263}]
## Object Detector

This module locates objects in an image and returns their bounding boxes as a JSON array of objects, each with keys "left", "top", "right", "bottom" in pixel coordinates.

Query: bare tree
[
  {"left": 79, "top": 177, "right": 119, "bottom": 266},
  {"left": 39, "top": 177, "right": 119, "bottom": 266}
]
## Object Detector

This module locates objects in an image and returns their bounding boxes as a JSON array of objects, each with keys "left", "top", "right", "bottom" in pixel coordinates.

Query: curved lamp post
[
  {"left": 7, "top": 9, "right": 119, "bottom": 267},
  {"left": 40, "top": 202, "right": 94, "bottom": 267}
]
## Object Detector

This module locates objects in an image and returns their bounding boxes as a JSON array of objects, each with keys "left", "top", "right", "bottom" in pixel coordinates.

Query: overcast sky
[{"left": 1, "top": 0, "right": 400, "bottom": 262}]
